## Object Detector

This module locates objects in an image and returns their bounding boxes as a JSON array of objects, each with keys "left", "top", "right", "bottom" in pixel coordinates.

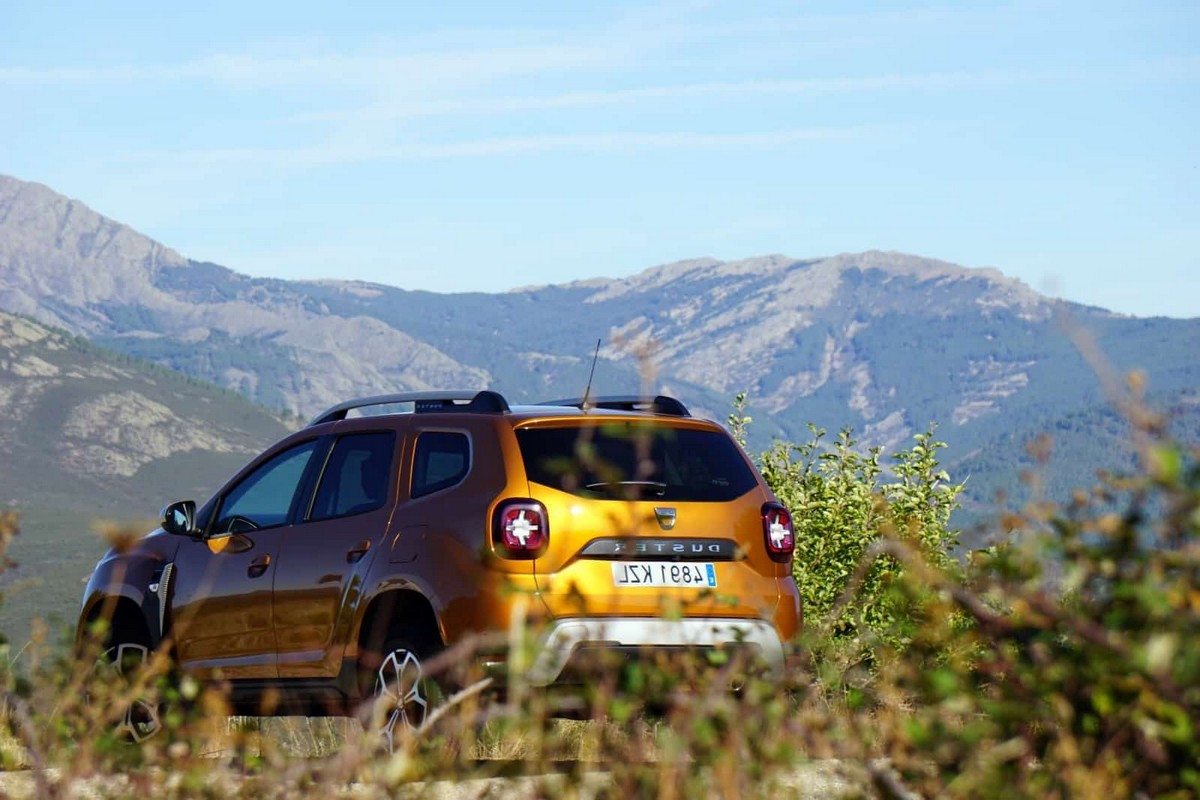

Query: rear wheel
[{"left": 361, "top": 633, "right": 446, "bottom": 752}]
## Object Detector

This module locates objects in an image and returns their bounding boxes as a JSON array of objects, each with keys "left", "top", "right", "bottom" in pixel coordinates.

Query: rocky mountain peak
[
  {"left": 815, "top": 249, "right": 1050, "bottom": 313},
  {"left": 0, "top": 175, "right": 491, "bottom": 412},
  {"left": 0, "top": 175, "right": 188, "bottom": 330}
]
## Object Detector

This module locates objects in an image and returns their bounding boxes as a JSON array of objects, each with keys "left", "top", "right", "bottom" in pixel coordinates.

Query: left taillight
[
  {"left": 492, "top": 499, "right": 549, "bottom": 559},
  {"left": 762, "top": 502, "right": 795, "bottom": 563}
]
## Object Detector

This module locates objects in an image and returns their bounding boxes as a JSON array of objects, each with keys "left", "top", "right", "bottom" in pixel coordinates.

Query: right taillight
[
  {"left": 493, "top": 499, "right": 549, "bottom": 559},
  {"left": 762, "top": 502, "right": 795, "bottom": 562}
]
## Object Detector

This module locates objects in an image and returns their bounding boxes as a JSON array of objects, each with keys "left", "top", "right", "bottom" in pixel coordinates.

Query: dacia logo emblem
[{"left": 654, "top": 507, "right": 676, "bottom": 531}]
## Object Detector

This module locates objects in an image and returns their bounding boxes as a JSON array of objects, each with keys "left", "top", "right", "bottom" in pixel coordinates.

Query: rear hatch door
[{"left": 515, "top": 419, "right": 782, "bottom": 620}]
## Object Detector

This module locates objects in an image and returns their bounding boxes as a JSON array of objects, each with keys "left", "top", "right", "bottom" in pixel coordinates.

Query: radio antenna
[{"left": 581, "top": 338, "right": 601, "bottom": 410}]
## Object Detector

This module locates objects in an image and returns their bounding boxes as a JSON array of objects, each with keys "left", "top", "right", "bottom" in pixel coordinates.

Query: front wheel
[{"left": 92, "top": 641, "right": 163, "bottom": 743}]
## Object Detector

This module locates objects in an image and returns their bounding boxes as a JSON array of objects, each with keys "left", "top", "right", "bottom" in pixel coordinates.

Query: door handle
[
  {"left": 346, "top": 540, "right": 372, "bottom": 563},
  {"left": 248, "top": 554, "right": 271, "bottom": 577}
]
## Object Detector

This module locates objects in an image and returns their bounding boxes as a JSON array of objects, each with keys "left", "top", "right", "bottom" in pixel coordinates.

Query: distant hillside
[
  {"left": 0, "top": 309, "right": 291, "bottom": 643},
  {"left": 1, "top": 172, "right": 1198, "bottom": 539},
  {"left": 954, "top": 386, "right": 1200, "bottom": 522}
]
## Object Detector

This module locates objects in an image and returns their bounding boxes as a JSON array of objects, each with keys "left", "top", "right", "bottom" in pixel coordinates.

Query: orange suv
[{"left": 78, "top": 391, "right": 802, "bottom": 743}]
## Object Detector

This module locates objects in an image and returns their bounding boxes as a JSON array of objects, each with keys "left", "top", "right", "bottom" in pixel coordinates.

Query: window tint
[
  {"left": 411, "top": 432, "right": 470, "bottom": 498},
  {"left": 309, "top": 432, "right": 396, "bottom": 521},
  {"left": 516, "top": 424, "right": 757, "bottom": 502},
  {"left": 216, "top": 440, "right": 319, "bottom": 532}
]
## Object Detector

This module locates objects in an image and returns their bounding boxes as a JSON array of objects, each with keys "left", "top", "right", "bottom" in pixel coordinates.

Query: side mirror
[{"left": 161, "top": 500, "right": 197, "bottom": 537}]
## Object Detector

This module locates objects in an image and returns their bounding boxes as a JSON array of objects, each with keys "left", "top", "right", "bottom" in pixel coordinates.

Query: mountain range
[
  {"left": 0, "top": 306, "right": 290, "bottom": 643},
  {"left": 2, "top": 172, "right": 1198, "bottom": 540}
]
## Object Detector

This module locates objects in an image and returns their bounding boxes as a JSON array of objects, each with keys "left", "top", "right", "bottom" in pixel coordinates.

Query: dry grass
[
  {"left": 0, "top": 618, "right": 868, "bottom": 799},
  {"left": 0, "top": 375, "right": 1194, "bottom": 799}
]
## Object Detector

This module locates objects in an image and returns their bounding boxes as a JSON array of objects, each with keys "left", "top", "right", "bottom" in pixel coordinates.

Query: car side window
[
  {"left": 214, "top": 440, "right": 320, "bottom": 533},
  {"left": 411, "top": 431, "right": 470, "bottom": 498},
  {"left": 309, "top": 431, "right": 396, "bottom": 521}
]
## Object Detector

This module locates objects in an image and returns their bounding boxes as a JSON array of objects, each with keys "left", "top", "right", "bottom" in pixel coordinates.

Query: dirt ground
[{"left": 0, "top": 760, "right": 867, "bottom": 799}]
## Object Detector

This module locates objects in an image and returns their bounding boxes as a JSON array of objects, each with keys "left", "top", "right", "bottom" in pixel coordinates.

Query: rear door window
[
  {"left": 309, "top": 431, "right": 396, "bottom": 521},
  {"left": 516, "top": 424, "right": 757, "bottom": 502}
]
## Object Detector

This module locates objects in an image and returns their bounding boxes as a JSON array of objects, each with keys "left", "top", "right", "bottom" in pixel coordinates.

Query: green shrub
[
  {"left": 870, "top": 418, "right": 1200, "bottom": 798},
  {"left": 732, "top": 388, "right": 1199, "bottom": 797},
  {"left": 729, "top": 392, "right": 964, "bottom": 648}
]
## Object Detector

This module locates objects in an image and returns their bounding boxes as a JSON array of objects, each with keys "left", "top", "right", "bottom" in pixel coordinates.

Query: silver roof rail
[
  {"left": 308, "top": 390, "right": 510, "bottom": 426},
  {"left": 537, "top": 394, "right": 691, "bottom": 417}
]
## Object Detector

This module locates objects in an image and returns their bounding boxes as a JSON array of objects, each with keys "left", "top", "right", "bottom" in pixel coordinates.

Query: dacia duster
[{"left": 78, "top": 391, "right": 802, "bottom": 744}]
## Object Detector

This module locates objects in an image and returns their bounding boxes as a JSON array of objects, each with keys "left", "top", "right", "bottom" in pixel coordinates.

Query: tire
[
  {"left": 93, "top": 641, "right": 163, "bottom": 743},
  {"left": 360, "top": 632, "right": 446, "bottom": 752}
]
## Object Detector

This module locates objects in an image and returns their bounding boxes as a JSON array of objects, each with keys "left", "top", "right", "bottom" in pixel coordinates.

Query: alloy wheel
[
  {"left": 94, "top": 642, "right": 162, "bottom": 743},
  {"left": 371, "top": 648, "right": 429, "bottom": 752}
]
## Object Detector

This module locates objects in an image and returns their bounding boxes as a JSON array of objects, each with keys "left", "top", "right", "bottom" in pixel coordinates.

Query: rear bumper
[{"left": 527, "top": 617, "right": 786, "bottom": 687}]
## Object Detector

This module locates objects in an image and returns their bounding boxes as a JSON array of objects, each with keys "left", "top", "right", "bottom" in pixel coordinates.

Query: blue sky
[{"left": 3, "top": 1, "right": 1197, "bottom": 317}]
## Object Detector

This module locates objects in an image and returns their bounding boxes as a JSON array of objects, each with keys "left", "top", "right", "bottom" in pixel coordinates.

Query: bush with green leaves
[
  {"left": 730, "top": 386, "right": 1199, "bottom": 798},
  {"left": 728, "top": 392, "right": 964, "bottom": 648},
  {"left": 861, "top": 396, "right": 1200, "bottom": 798}
]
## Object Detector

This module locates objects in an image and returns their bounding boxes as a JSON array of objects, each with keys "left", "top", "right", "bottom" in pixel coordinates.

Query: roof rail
[
  {"left": 537, "top": 394, "right": 691, "bottom": 417},
  {"left": 308, "top": 390, "right": 510, "bottom": 426}
]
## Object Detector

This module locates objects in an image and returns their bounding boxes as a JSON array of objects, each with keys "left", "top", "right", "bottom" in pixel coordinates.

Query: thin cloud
[
  {"left": 0, "top": 64, "right": 155, "bottom": 85},
  {"left": 407, "top": 127, "right": 877, "bottom": 157},
  {"left": 296, "top": 68, "right": 1054, "bottom": 124},
  {"left": 0, "top": 43, "right": 617, "bottom": 90},
  {"left": 0, "top": 5, "right": 997, "bottom": 92},
  {"left": 117, "top": 124, "right": 893, "bottom": 175},
  {"left": 289, "top": 55, "right": 1200, "bottom": 125}
]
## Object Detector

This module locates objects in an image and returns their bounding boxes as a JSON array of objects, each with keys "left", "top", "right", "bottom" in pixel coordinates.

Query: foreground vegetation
[{"left": 0, "top": 383, "right": 1195, "bottom": 798}]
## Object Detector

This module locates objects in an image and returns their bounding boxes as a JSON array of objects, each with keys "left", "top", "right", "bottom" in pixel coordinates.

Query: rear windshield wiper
[{"left": 585, "top": 480, "right": 667, "bottom": 497}]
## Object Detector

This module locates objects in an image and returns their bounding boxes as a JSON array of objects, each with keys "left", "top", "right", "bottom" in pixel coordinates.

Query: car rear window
[
  {"left": 411, "top": 431, "right": 470, "bottom": 498},
  {"left": 516, "top": 423, "right": 758, "bottom": 502}
]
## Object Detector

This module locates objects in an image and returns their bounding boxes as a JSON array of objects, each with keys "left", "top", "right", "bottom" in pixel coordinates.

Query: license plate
[{"left": 611, "top": 562, "right": 718, "bottom": 588}]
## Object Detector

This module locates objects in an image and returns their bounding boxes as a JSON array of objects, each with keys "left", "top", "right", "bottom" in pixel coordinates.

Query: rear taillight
[
  {"left": 493, "top": 500, "right": 549, "bottom": 559},
  {"left": 762, "top": 502, "right": 795, "bottom": 562}
]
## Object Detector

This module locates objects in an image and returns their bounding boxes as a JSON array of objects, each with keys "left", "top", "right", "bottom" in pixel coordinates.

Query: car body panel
[
  {"left": 170, "top": 530, "right": 284, "bottom": 679},
  {"left": 528, "top": 486, "right": 781, "bottom": 620},
  {"left": 78, "top": 530, "right": 180, "bottom": 646},
  {"left": 272, "top": 510, "right": 391, "bottom": 678}
]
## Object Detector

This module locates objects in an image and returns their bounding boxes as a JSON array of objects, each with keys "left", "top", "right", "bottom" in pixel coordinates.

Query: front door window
[{"left": 214, "top": 440, "right": 320, "bottom": 533}]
